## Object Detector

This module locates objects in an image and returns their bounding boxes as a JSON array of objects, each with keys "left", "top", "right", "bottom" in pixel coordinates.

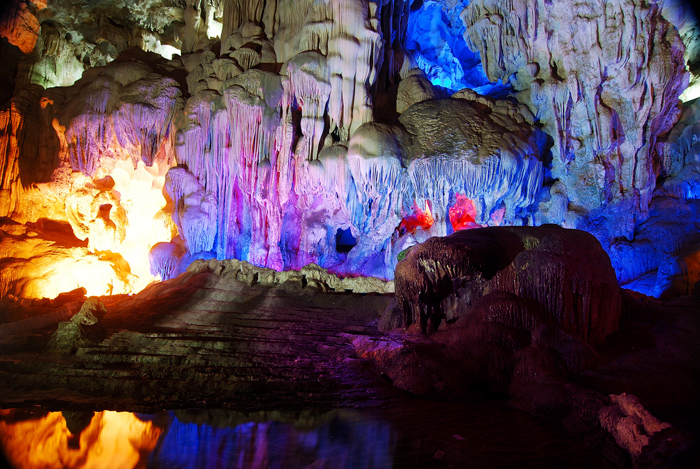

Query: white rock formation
[
  {"left": 1, "top": 0, "right": 699, "bottom": 299},
  {"left": 58, "top": 57, "right": 182, "bottom": 175},
  {"left": 400, "top": 90, "right": 544, "bottom": 226},
  {"left": 462, "top": 0, "right": 688, "bottom": 239}
]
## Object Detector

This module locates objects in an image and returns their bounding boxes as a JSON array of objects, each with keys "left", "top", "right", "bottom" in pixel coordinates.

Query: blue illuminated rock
[
  {"left": 462, "top": 0, "right": 689, "bottom": 241},
  {"left": 405, "top": 0, "right": 493, "bottom": 92}
]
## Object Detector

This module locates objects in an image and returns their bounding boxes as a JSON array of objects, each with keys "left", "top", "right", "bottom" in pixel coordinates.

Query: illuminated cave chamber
[{"left": 0, "top": 0, "right": 699, "bottom": 299}]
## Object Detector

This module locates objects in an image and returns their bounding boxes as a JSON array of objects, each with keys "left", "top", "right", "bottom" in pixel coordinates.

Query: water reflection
[
  {"left": 0, "top": 408, "right": 396, "bottom": 469},
  {"left": 0, "top": 410, "right": 162, "bottom": 468}
]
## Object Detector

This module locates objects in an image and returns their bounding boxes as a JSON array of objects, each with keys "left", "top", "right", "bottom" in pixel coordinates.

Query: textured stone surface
[
  {"left": 186, "top": 257, "right": 395, "bottom": 294},
  {"left": 599, "top": 393, "right": 693, "bottom": 467},
  {"left": 47, "top": 298, "right": 107, "bottom": 353},
  {"left": 394, "top": 225, "right": 621, "bottom": 345},
  {"left": 462, "top": 0, "right": 688, "bottom": 240},
  {"left": 399, "top": 90, "right": 544, "bottom": 225},
  {"left": 354, "top": 282, "right": 700, "bottom": 467},
  {"left": 0, "top": 263, "right": 698, "bottom": 466},
  {"left": 359, "top": 290, "right": 602, "bottom": 398},
  {"left": 0, "top": 270, "right": 394, "bottom": 411}
]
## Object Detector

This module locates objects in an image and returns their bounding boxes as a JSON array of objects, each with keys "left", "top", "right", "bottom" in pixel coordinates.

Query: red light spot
[
  {"left": 399, "top": 201, "right": 434, "bottom": 235},
  {"left": 449, "top": 194, "right": 480, "bottom": 231}
]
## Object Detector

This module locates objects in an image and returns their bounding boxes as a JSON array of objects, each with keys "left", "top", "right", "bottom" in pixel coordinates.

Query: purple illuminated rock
[
  {"left": 394, "top": 225, "right": 621, "bottom": 345},
  {"left": 149, "top": 241, "right": 184, "bottom": 280},
  {"left": 360, "top": 290, "right": 601, "bottom": 397}
]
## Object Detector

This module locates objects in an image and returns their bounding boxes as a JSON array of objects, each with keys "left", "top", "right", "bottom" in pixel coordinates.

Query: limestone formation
[
  {"left": 462, "top": 0, "right": 688, "bottom": 241},
  {"left": 0, "top": 0, "right": 44, "bottom": 54},
  {"left": 1, "top": 0, "right": 700, "bottom": 466},
  {"left": 0, "top": 221, "right": 133, "bottom": 299},
  {"left": 0, "top": 0, "right": 696, "bottom": 297},
  {"left": 394, "top": 225, "right": 621, "bottom": 345},
  {"left": 399, "top": 91, "right": 544, "bottom": 227},
  {"left": 599, "top": 393, "right": 694, "bottom": 467},
  {"left": 186, "top": 257, "right": 395, "bottom": 294},
  {"left": 361, "top": 289, "right": 602, "bottom": 397},
  {"left": 47, "top": 298, "right": 107, "bottom": 353}
]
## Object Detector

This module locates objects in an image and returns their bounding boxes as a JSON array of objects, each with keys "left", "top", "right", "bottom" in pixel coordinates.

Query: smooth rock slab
[{"left": 395, "top": 225, "right": 621, "bottom": 345}]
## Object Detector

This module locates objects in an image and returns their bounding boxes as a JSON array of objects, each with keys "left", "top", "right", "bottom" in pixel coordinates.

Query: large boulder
[
  {"left": 357, "top": 290, "right": 602, "bottom": 398},
  {"left": 394, "top": 225, "right": 621, "bottom": 345}
]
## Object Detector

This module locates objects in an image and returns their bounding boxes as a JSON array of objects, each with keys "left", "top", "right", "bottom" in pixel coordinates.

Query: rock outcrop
[
  {"left": 399, "top": 90, "right": 544, "bottom": 227},
  {"left": 186, "top": 257, "right": 395, "bottom": 294},
  {"left": 47, "top": 298, "right": 107, "bottom": 353},
  {"left": 394, "top": 225, "right": 621, "bottom": 345},
  {"left": 358, "top": 289, "right": 602, "bottom": 397}
]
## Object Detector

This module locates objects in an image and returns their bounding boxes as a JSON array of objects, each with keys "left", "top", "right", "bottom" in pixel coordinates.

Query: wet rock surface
[
  {"left": 0, "top": 255, "right": 698, "bottom": 466},
  {"left": 360, "top": 227, "right": 699, "bottom": 466},
  {"left": 394, "top": 225, "right": 621, "bottom": 345},
  {"left": 0, "top": 268, "right": 394, "bottom": 412}
]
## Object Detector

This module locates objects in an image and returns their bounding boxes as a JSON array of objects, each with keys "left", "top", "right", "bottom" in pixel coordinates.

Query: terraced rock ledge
[{"left": 0, "top": 260, "right": 395, "bottom": 412}]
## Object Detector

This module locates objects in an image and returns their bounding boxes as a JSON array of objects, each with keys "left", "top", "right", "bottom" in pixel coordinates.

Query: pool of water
[{"left": 0, "top": 399, "right": 613, "bottom": 468}]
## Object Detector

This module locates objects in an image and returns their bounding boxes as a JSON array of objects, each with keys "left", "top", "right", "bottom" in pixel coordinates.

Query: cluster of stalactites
[
  {"left": 171, "top": 65, "right": 297, "bottom": 269},
  {"left": 220, "top": 0, "right": 386, "bottom": 144},
  {"left": 169, "top": 79, "right": 545, "bottom": 278},
  {"left": 461, "top": 0, "right": 688, "bottom": 239},
  {"left": 62, "top": 63, "right": 182, "bottom": 177}
]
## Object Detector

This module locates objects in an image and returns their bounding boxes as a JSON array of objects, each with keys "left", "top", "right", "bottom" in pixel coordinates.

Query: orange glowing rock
[
  {"left": 0, "top": 2, "right": 44, "bottom": 54},
  {"left": 0, "top": 222, "right": 134, "bottom": 299},
  {"left": 0, "top": 71, "right": 177, "bottom": 300}
]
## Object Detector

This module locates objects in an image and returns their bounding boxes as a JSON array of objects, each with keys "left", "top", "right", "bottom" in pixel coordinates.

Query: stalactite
[
  {"left": 285, "top": 51, "right": 331, "bottom": 160},
  {"left": 61, "top": 63, "right": 182, "bottom": 177},
  {"left": 462, "top": 0, "right": 688, "bottom": 238}
]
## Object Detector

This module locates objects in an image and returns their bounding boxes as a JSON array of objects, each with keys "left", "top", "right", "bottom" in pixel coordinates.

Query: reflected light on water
[
  {"left": 0, "top": 409, "right": 396, "bottom": 469},
  {"left": 0, "top": 410, "right": 162, "bottom": 469}
]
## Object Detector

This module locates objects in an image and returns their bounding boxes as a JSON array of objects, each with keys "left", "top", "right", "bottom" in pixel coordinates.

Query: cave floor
[
  {"left": 0, "top": 270, "right": 397, "bottom": 412},
  {"left": 0, "top": 273, "right": 698, "bottom": 467}
]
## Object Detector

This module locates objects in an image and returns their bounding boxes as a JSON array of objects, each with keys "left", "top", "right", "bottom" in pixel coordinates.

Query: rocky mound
[{"left": 393, "top": 225, "right": 621, "bottom": 345}]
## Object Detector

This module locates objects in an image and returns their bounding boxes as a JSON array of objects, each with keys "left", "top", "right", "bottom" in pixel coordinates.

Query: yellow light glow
[
  {"left": 8, "top": 158, "right": 177, "bottom": 300},
  {"left": 0, "top": 410, "right": 162, "bottom": 469},
  {"left": 109, "top": 159, "right": 176, "bottom": 294},
  {"left": 28, "top": 253, "right": 131, "bottom": 299}
]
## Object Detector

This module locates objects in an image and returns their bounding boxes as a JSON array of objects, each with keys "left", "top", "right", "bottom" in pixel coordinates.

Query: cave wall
[{"left": 0, "top": 0, "right": 699, "bottom": 298}]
